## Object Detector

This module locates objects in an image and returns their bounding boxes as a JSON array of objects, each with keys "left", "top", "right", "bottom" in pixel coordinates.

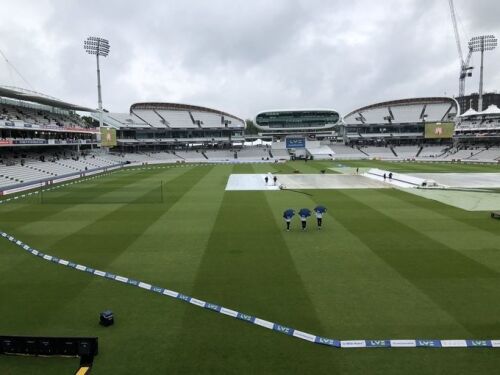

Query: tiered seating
[
  {"left": 417, "top": 146, "right": 447, "bottom": 158},
  {"left": 329, "top": 145, "right": 367, "bottom": 159},
  {"left": 271, "top": 141, "right": 287, "bottom": 150},
  {"left": 28, "top": 161, "right": 76, "bottom": 175},
  {"left": 306, "top": 145, "right": 334, "bottom": 160},
  {"left": 394, "top": 146, "right": 419, "bottom": 158},
  {"left": 105, "top": 113, "right": 149, "bottom": 128},
  {"left": 175, "top": 151, "right": 207, "bottom": 161},
  {"left": 356, "top": 108, "right": 390, "bottom": 124},
  {"left": 132, "top": 110, "right": 167, "bottom": 128},
  {"left": 236, "top": 148, "right": 269, "bottom": 160},
  {"left": 0, "top": 165, "right": 50, "bottom": 186},
  {"left": 424, "top": 103, "right": 452, "bottom": 122},
  {"left": 191, "top": 112, "right": 222, "bottom": 128},
  {"left": 0, "top": 103, "right": 86, "bottom": 128},
  {"left": 155, "top": 110, "right": 197, "bottom": 128},
  {"left": 271, "top": 149, "right": 290, "bottom": 160},
  {"left": 472, "top": 148, "right": 500, "bottom": 161},
  {"left": 145, "top": 152, "right": 182, "bottom": 162},
  {"left": 204, "top": 150, "right": 234, "bottom": 160},
  {"left": 391, "top": 105, "right": 423, "bottom": 123},
  {"left": 441, "top": 149, "right": 480, "bottom": 161},
  {"left": 362, "top": 147, "right": 395, "bottom": 158}
]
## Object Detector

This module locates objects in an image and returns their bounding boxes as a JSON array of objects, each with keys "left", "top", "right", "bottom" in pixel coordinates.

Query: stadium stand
[
  {"left": 393, "top": 145, "right": 419, "bottom": 159},
  {"left": 204, "top": 150, "right": 234, "bottom": 161},
  {"left": 329, "top": 144, "right": 368, "bottom": 159},
  {"left": 306, "top": 141, "right": 335, "bottom": 160},
  {"left": 131, "top": 109, "right": 167, "bottom": 128},
  {"left": 254, "top": 109, "right": 340, "bottom": 138},
  {"left": 102, "top": 113, "right": 149, "bottom": 128},
  {"left": 156, "top": 110, "right": 198, "bottom": 129},
  {"left": 174, "top": 150, "right": 208, "bottom": 161},
  {"left": 0, "top": 102, "right": 87, "bottom": 128},
  {"left": 235, "top": 148, "right": 269, "bottom": 160},
  {"left": 416, "top": 145, "right": 448, "bottom": 159},
  {"left": 271, "top": 149, "right": 291, "bottom": 160},
  {"left": 361, "top": 146, "right": 396, "bottom": 159},
  {"left": 343, "top": 97, "right": 459, "bottom": 143},
  {"left": 191, "top": 111, "right": 223, "bottom": 128}
]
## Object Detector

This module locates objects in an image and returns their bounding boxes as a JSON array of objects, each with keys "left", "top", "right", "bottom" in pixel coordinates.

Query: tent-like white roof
[
  {"left": 479, "top": 105, "right": 500, "bottom": 116},
  {"left": 460, "top": 108, "right": 479, "bottom": 117}
]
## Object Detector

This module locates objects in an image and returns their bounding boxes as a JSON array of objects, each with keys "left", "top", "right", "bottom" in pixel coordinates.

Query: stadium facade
[
  {"left": 0, "top": 86, "right": 99, "bottom": 150},
  {"left": 456, "top": 92, "right": 500, "bottom": 113},
  {"left": 96, "top": 102, "right": 245, "bottom": 151},
  {"left": 254, "top": 109, "right": 340, "bottom": 139},
  {"left": 342, "top": 97, "right": 459, "bottom": 145},
  {"left": 455, "top": 104, "right": 500, "bottom": 145}
]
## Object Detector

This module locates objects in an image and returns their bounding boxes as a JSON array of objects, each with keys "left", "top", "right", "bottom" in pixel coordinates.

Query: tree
[
  {"left": 81, "top": 116, "right": 98, "bottom": 128},
  {"left": 244, "top": 119, "right": 259, "bottom": 135}
]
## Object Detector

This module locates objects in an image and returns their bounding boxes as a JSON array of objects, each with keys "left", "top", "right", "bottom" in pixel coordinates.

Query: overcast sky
[{"left": 0, "top": 0, "right": 499, "bottom": 119}]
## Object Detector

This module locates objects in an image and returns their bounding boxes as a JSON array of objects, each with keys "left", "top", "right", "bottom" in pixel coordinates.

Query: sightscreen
[
  {"left": 100, "top": 127, "right": 117, "bottom": 147},
  {"left": 424, "top": 122, "right": 455, "bottom": 139}
]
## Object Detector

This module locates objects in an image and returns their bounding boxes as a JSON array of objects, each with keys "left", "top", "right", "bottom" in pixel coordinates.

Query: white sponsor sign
[
  {"left": 341, "top": 340, "right": 366, "bottom": 348},
  {"left": 390, "top": 340, "right": 416, "bottom": 347},
  {"left": 293, "top": 330, "right": 316, "bottom": 342},
  {"left": 189, "top": 298, "right": 206, "bottom": 307},
  {"left": 220, "top": 308, "right": 238, "bottom": 317},
  {"left": 490, "top": 340, "right": 500, "bottom": 347},
  {"left": 441, "top": 340, "right": 467, "bottom": 347},
  {"left": 162, "top": 289, "right": 178, "bottom": 298},
  {"left": 138, "top": 282, "right": 152, "bottom": 290}
]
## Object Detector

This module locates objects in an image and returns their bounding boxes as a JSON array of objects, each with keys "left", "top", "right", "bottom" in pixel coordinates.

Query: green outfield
[{"left": 1, "top": 161, "right": 500, "bottom": 374}]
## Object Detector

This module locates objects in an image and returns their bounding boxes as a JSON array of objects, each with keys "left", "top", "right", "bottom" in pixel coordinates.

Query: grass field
[{"left": 1, "top": 161, "right": 500, "bottom": 374}]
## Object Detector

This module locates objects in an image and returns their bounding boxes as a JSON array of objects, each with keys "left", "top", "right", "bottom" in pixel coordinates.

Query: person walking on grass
[
  {"left": 314, "top": 206, "right": 327, "bottom": 230},
  {"left": 283, "top": 209, "right": 295, "bottom": 232},
  {"left": 298, "top": 208, "right": 311, "bottom": 231},
  {"left": 300, "top": 214, "right": 307, "bottom": 230}
]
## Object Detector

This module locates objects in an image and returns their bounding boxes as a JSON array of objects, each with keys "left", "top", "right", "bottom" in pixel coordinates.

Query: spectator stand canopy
[
  {"left": 0, "top": 85, "right": 94, "bottom": 112},
  {"left": 342, "top": 97, "right": 460, "bottom": 142}
]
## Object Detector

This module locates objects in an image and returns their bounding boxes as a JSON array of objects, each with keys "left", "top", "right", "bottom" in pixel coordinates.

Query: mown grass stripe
[{"left": 331, "top": 189, "right": 500, "bottom": 336}]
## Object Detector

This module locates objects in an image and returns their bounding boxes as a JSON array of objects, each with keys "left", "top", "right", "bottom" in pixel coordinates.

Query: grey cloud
[{"left": 0, "top": 0, "right": 499, "bottom": 119}]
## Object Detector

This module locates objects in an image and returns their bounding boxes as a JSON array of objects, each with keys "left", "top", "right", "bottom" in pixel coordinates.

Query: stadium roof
[
  {"left": 256, "top": 108, "right": 339, "bottom": 115},
  {"left": 480, "top": 105, "right": 500, "bottom": 116},
  {"left": 460, "top": 108, "right": 479, "bottom": 117},
  {"left": 130, "top": 102, "right": 244, "bottom": 122},
  {"left": 0, "top": 85, "right": 94, "bottom": 112},
  {"left": 344, "top": 97, "right": 458, "bottom": 119}
]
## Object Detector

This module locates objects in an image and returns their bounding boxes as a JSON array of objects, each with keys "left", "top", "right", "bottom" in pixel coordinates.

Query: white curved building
[
  {"left": 97, "top": 102, "right": 245, "bottom": 151},
  {"left": 343, "top": 97, "right": 459, "bottom": 143},
  {"left": 254, "top": 109, "right": 340, "bottom": 138}
]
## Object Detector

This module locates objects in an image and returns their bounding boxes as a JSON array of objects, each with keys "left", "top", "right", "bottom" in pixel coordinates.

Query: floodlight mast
[
  {"left": 468, "top": 35, "right": 497, "bottom": 111},
  {"left": 84, "top": 36, "right": 110, "bottom": 131}
]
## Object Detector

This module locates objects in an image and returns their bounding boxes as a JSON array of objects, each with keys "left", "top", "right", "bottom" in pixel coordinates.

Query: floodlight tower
[
  {"left": 84, "top": 36, "right": 110, "bottom": 129},
  {"left": 468, "top": 35, "right": 497, "bottom": 111}
]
